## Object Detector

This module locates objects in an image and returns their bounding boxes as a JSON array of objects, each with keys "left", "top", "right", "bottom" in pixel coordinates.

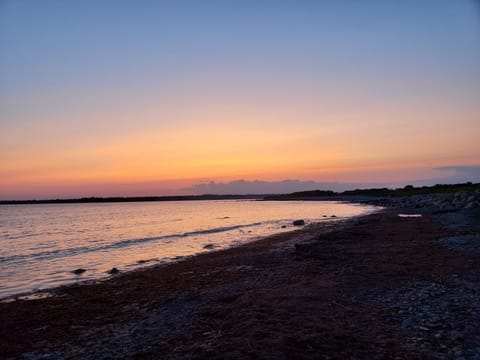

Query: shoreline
[
  {"left": 1, "top": 200, "right": 377, "bottom": 302},
  {"left": 1, "top": 214, "right": 357, "bottom": 303},
  {"left": 1, "top": 207, "right": 479, "bottom": 358}
]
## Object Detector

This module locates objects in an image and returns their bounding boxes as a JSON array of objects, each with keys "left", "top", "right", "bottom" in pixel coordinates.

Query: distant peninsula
[{"left": 0, "top": 194, "right": 264, "bottom": 205}]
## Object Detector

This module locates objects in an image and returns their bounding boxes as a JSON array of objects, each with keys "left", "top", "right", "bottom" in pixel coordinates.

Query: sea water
[{"left": 0, "top": 200, "right": 378, "bottom": 298}]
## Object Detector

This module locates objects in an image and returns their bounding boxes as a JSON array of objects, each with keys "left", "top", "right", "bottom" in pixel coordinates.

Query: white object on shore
[{"left": 398, "top": 214, "right": 422, "bottom": 218}]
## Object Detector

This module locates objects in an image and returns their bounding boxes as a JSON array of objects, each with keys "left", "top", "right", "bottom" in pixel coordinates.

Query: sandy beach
[{"left": 1, "top": 206, "right": 479, "bottom": 359}]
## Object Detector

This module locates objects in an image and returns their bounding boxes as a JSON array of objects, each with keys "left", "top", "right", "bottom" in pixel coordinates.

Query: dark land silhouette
[{"left": 1, "top": 182, "right": 478, "bottom": 205}]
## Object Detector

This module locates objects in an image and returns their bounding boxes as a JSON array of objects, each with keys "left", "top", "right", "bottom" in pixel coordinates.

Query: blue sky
[{"left": 1, "top": 0, "right": 479, "bottom": 198}]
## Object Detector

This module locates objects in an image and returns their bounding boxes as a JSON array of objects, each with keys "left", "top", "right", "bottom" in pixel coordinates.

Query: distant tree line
[{"left": 264, "top": 182, "right": 479, "bottom": 200}]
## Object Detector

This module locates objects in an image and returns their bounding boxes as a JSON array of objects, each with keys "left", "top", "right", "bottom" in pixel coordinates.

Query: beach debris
[
  {"left": 107, "top": 267, "right": 120, "bottom": 274},
  {"left": 293, "top": 220, "right": 305, "bottom": 226},
  {"left": 203, "top": 244, "right": 215, "bottom": 250},
  {"left": 72, "top": 268, "right": 86, "bottom": 275},
  {"left": 281, "top": 225, "right": 287, "bottom": 228}
]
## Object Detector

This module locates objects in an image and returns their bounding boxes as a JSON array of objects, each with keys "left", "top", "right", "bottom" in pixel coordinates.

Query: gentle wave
[
  {"left": 183, "top": 222, "right": 263, "bottom": 236},
  {"left": 0, "top": 200, "right": 380, "bottom": 299},
  {"left": 0, "top": 221, "right": 266, "bottom": 264}
]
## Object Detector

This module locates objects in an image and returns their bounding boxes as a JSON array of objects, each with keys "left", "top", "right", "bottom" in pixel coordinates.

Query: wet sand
[{"left": 1, "top": 208, "right": 479, "bottom": 359}]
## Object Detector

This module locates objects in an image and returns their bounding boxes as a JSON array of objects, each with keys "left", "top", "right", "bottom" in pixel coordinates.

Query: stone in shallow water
[
  {"left": 203, "top": 244, "right": 215, "bottom": 250},
  {"left": 72, "top": 268, "right": 86, "bottom": 275},
  {"left": 107, "top": 267, "right": 119, "bottom": 275},
  {"left": 293, "top": 220, "right": 305, "bottom": 226}
]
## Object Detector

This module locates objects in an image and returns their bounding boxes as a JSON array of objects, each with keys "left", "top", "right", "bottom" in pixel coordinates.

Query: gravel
[
  {"left": 438, "top": 235, "right": 480, "bottom": 253},
  {"left": 356, "top": 277, "right": 480, "bottom": 359},
  {"left": 22, "top": 296, "right": 202, "bottom": 360}
]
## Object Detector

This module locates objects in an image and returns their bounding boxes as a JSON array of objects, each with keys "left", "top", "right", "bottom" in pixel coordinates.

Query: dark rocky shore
[
  {"left": 361, "top": 188, "right": 480, "bottom": 211},
  {"left": 1, "top": 198, "right": 480, "bottom": 359}
]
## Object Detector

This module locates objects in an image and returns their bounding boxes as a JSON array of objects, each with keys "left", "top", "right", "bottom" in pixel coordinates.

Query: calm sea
[{"left": 0, "top": 200, "right": 378, "bottom": 299}]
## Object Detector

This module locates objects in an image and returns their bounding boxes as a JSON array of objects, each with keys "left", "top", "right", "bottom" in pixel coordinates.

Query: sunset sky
[{"left": 1, "top": 0, "right": 479, "bottom": 199}]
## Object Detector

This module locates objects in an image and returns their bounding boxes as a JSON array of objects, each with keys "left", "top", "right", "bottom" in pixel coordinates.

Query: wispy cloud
[
  {"left": 187, "top": 166, "right": 480, "bottom": 195},
  {"left": 433, "top": 165, "right": 480, "bottom": 175},
  {"left": 426, "top": 165, "right": 480, "bottom": 184}
]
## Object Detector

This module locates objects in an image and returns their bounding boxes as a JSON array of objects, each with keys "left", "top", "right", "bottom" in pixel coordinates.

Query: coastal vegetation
[{"left": 264, "top": 182, "right": 480, "bottom": 200}]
